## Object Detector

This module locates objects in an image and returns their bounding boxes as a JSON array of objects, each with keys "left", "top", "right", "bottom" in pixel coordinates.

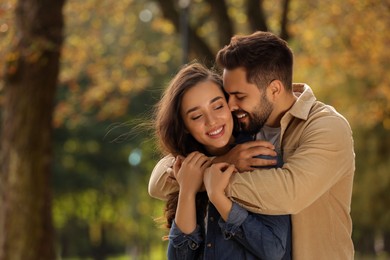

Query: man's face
[{"left": 223, "top": 67, "right": 273, "bottom": 134}]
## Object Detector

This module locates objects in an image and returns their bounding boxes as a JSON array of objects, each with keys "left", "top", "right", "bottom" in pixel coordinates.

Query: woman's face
[{"left": 180, "top": 81, "right": 234, "bottom": 155}]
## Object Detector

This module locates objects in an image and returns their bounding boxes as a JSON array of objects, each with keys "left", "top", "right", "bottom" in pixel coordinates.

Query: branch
[
  {"left": 154, "top": 0, "right": 215, "bottom": 65},
  {"left": 246, "top": 0, "right": 268, "bottom": 32},
  {"left": 155, "top": 0, "right": 180, "bottom": 27},
  {"left": 204, "top": 0, "right": 234, "bottom": 47},
  {"left": 280, "top": 0, "right": 291, "bottom": 41}
]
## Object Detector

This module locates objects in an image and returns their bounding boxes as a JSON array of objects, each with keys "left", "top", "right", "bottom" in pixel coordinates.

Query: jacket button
[
  {"left": 210, "top": 217, "right": 214, "bottom": 222},
  {"left": 207, "top": 243, "right": 212, "bottom": 248}
]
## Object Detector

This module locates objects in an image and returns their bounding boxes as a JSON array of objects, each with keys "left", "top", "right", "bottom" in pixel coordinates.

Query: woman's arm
[
  {"left": 173, "top": 152, "right": 210, "bottom": 233},
  {"left": 167, "top": 152, "right": 211, "bottom": 259},
  {"left": 167, "top": 221, "right": 203, "bottom": 260},
  {"left": 203, "top": 163, "right": 235, "bottom": 221},
  {"left": 204, "top": 163, "right": 291, "bottom": 259}
]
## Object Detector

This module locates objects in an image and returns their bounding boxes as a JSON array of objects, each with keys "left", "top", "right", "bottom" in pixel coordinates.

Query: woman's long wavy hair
[{"left": 154, "top": 62, "right": 226, "bottom": 229}]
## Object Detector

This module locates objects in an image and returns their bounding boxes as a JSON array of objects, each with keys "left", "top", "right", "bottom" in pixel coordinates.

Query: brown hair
[
  {"left": 216, "top": 31, "right": 293, "bottom": 91},
  {"left": 155, "top": 62, "right": 225, "bottom": 157},
  {"left": 154, "top": 62, "right": 224, "bottom": 228}
]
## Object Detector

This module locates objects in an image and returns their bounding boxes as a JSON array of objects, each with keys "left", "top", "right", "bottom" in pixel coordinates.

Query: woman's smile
[{"left": 206, "top": 125, "right": 225, "bottom": 138}]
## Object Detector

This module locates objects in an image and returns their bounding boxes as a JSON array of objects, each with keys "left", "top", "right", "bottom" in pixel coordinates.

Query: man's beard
[{"left": 240, "top": 92, "right": 273, "bottom": 135}]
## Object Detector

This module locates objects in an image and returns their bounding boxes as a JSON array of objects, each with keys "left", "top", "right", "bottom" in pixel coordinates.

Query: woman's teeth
[{"left": 208, "top": 127, "right": 223, "bottom": 136}]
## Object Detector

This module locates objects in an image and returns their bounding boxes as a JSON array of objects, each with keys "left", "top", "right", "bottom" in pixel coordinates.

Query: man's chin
[
  {"left": 241, "top": 127, "right": 256, "bottom": 135},
  {"left": 241, "top": 124, "right": 262, "bottom": 135}
]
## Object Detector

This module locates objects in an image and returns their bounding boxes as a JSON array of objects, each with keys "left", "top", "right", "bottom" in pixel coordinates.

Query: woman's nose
[{"left": 205, "top": 114, "right": 216, "bottom": 126}]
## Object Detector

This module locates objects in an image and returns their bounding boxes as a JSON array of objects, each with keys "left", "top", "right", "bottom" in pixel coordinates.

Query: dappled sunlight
[{"left": 1, "top": 0, "right": 389, "bottom": 258}]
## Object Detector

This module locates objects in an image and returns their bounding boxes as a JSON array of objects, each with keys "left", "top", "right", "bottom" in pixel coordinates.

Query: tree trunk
[
  {"left": 280, "top": 0, "right": 291, "bottom": 41},
  {"left": 204, "top": 0, "right": 234, "bottom": 46},
  {"left": 384, "top": 231, "right": 390, "bottom": 255},
  {"left": 155, "top": 0, "right": 216, "bottom": 65},
  {"left": 246, "top": 0, "right": 268, "bottom": 32},
  {"left": 0, "top": 0, "right": 65, "bottom": 259},
  {"left": 155, "top": 0, "right": 292, "bottom": 65}
]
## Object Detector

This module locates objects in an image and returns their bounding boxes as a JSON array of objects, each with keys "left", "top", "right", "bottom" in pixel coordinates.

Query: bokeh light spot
[
  {"left": 128, "top": 149, "right": 142, "bottom": 166},
  {"left": 139, "top": 9, "right": 152, "bottom": 23}
]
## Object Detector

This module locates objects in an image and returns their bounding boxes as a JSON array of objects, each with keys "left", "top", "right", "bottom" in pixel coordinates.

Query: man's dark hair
[{"left": 216, "top": 31, "right": 293, "bottom": 91}]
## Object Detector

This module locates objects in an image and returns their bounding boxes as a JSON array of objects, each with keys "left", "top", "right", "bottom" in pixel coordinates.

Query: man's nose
[{"left": 228, "top": 98, "right": 238, "bottom": 111}]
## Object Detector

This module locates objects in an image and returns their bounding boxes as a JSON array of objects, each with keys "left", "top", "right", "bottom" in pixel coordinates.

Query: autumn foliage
[{"left": 0, "top": 0, "right": 389, "bottom": 258}]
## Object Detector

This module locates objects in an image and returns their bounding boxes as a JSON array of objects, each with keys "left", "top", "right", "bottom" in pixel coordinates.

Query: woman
[{"left": 153, "top": 62, "right": 291, "bottom": 259}]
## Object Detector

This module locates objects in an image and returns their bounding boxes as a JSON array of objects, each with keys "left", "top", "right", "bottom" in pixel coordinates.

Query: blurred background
[{"left": 0, "top": 0, "right": 389, "bottom": 259}]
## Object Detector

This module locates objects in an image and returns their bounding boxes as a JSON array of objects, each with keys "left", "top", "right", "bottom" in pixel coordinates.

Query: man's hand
[{"left": 213, "top": 140, "right": 277, "bottom": 171}]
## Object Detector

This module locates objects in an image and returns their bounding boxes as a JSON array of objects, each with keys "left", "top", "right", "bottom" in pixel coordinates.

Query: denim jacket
[{"left": 168, "top": 202, "right": 291, "bottom": 260}]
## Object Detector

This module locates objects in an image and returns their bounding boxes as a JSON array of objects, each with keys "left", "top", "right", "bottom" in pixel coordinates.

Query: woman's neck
[{"left": 206, "top": 141, "right": 233, "bottom": 156}]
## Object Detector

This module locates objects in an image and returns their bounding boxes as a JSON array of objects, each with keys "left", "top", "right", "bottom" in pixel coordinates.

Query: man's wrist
[{"left": 212, "top": 154, "right": 225, "bottom": 164}]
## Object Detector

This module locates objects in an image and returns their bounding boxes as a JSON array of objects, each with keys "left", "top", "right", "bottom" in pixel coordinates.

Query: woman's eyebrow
[
  {"left": 185, "top": 96, "right": 224, "bottom": 115},
  {"left": 210, "top": 96, "right": 224, "bottom": 104}
]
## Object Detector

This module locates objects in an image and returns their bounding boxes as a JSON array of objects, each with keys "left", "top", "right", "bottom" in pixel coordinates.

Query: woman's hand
[
  {"left": 173, "top": 151, "right": 212, "bottom": 196},
  {"left": 203, "top": 163, "right": 236, "bottom": 199},
  {"left": 203, "top": 163, "right": 236, "bottom": 221}
]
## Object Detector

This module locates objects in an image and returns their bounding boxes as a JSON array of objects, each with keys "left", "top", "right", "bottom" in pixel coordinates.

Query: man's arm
[
  {"left": 148, "top": 154, "right": 179, "bottom": 200},
  {"left": 225, "top": 115, "right": 355, "bottom": 215},
  {"left": 149, "top": 141, "right": 278, "bottom": 200}
]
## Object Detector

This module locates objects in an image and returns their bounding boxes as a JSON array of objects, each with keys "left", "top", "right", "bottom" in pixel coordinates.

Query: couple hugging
[{"left": 148, "top": 31, "right": 355, "bottom": 260}]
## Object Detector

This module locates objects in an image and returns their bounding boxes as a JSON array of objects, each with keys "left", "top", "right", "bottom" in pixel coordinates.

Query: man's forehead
[
  {"left": 223, "top": 85, "right": 244, "bottom": 94},
  {"left": 223, "top": 69, "right": 261, "bottom": 95},
  {"left": 223, "top": 68, "right": 248, "bottom": 82},
  {"left": 222, "top": 67, "right": 247, "bottom": 76}
]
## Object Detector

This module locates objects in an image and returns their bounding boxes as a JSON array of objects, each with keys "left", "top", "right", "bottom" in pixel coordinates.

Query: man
[{"left": 149, "top": 31, "right": 355, "bottom": 259}]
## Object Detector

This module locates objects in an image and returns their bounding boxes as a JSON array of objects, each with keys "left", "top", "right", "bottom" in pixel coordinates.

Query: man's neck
[{"left": 267, "top": 93, "right": 296, "bottom": 127}]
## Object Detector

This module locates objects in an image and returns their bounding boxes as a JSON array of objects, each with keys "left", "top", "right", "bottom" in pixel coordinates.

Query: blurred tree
[
  {"left": 154, "top": 0, "right": 291, "bottom": 65},
  {"left": 0, "top": 0, "right": 65, "bottom": 259},
  {"left": 50, "top": 1, "right": 174, "bottom": 258},
  {"left": 50, "top": 0, "right": 390, "bottom": 257}
]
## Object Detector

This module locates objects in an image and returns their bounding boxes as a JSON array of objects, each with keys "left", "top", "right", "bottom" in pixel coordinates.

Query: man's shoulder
[
  {"left": 303, "top": 101, "right": 353, "bottom": 146},
  {"left": 310, "top": 101, "right": 350, "bottom": 126}
]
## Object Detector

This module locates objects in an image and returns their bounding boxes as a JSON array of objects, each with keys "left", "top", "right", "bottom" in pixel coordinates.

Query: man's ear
[{"left": 269, "top": 80, "right": 283, "bottom": 97}]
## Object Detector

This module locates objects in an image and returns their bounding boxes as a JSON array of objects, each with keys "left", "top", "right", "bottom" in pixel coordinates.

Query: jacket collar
[{"left": 288, "top": 83, "right": 316, "bottom": 121}]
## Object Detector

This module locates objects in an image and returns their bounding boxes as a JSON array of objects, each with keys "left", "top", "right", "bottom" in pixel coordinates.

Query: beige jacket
[{"left": 148, "top": 84, "right": 355, "bottom": 260}]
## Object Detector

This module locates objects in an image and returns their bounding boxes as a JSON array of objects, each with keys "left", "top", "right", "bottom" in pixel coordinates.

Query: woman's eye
[
  {"left": 236, "top": 96, "right": 245, "bottom": 100},
  {"left": 191, "top": 115, "right": 202, "bottom": 120},
  {"left": 214, "top": 105, "right": 223, "bottom": 110}
]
